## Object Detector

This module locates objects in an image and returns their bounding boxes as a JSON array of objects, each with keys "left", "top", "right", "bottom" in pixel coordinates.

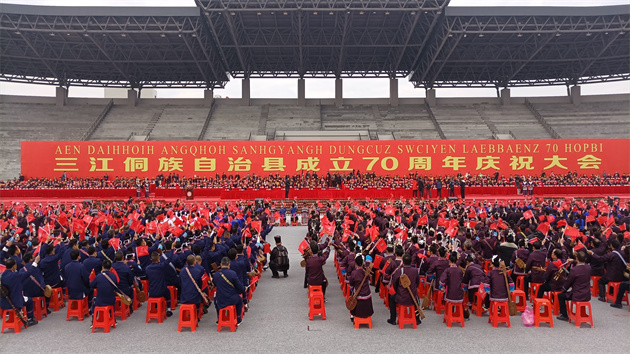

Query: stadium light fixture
[
  {"left": 411, "top": 11, "right": 416, "bottom": 15},
  {"left": 517, "top": 33, "right": 522, "bottom": 37},
  {"left": 313, "top": 11, "right": 318, "bottom": 15},
  {"left": 283, "top": 12, "right": 288, "bottom": 15},
  {"left": 14, "top": 31, "right": 20, "bottom": 34},
  {"left": 385, "top": 11, "right": 390, "bottom": 15},
  {"left": 329, "top": 11, "right": 334, "bottom": 15},
  {"left": 359, "top": 11, "right": 364, "bottom": 15},
  {"left": 121, "top": 33, "right": 127, "bottom": 37},
  {"left": 49, "top": 33, "right": 55, "bottom": 36},
  {"left": 479, "top": 34, "right": 484, "bottom": 38},
  {"left": 586, "top": 32, "right": 591, "bottom": 36},
  {"left": 232, "top": 12, "right": 236, "bottom": 16},
  {"left": 160, "top": 33, "right": 166, "bottom": 38}
]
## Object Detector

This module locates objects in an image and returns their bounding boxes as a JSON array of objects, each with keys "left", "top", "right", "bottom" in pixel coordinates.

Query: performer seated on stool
[
  {"left": 213, "top": 257, "right": 245, "bottom": 326},
  {"left": 557, "top": 250, "right": 591, "bottom": 321},
  {"left": 389, "top": 253, "right": 421, "bottom": 326},
  {"left": 349, "top": 254, "right": 374, "bottom": 322}
]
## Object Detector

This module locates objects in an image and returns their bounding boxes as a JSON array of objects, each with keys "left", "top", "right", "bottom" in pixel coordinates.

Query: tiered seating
[
  {"left": 474, "top": 103, "right": 551, "bottom": 139},
  {"left": 430, "top": 104, "right": 494, "bottom": 139},
  {"left": 0, "top": 102, "right": 104, "bottom": 180},
  {"left": 148, "top": 106, "right": 210, "bottom": 140},
  {"left": 202, "top": 102, "right": 261, "bottom": 140},
  {"left": 533, "top": 100, "right": 630, "bottom": 139},
  {"left": 90, "top": 105, "right": 165, "bottom": 140}
]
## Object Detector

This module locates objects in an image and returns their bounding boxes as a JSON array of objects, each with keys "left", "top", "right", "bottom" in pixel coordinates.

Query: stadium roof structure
[{"left": 0, "top": 1, "right": 628, "bottom": 89}]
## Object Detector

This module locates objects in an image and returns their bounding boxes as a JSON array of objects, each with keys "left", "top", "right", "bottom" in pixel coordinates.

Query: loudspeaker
[{"left": 448, "top": 197, "right": 459, "bottom": 202}]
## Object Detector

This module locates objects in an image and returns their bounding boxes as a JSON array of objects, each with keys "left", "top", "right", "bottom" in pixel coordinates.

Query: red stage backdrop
[{"left": 20, "top": 139, "right": 630, "bottom": 178}]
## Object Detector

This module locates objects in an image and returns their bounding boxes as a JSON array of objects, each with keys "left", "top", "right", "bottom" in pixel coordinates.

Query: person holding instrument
[
  {"left": 348, "top": 254, "right": 374, "bottom": 323},
  {"left": 0, "top": 255, "right": 40, "bottom": 327},
  {"left": 389, "top": 253, "right": 421, "bottom": 326}
]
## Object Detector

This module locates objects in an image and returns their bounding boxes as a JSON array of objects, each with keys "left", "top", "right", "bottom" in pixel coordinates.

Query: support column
[
  {"left": 297, "top": 78, "right": 306, "bottom": 106},
  {"left": 426, "top": 88, "right": 436, "bottom": 106},
  {"left": 55, "top": 86, "right": 67, "bottom": 107},
  {"left": 501, "top": 88, "right": 511, "bottom": 106},
  {"left": 204, "top": 88, "right": 214, "bottom": 107},
  {"left": 242, "top": 78, "right": 251, "bottom": 106},
  {"left": 570, "top": 85, "right": 581, "bottom": 105},
  {"left": 335, "top": 78, "right": 343, "bottom": 107},
  {"left": 389, "top": 78, "right": 399, "bottom": 107},
  {"left": 127, "top": 89, "right": 137, "bottom": 106}
]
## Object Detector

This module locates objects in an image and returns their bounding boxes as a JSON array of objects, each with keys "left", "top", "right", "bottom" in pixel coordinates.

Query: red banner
[{"left": 20, "top": 139, "right": 630, "bottom": 178}]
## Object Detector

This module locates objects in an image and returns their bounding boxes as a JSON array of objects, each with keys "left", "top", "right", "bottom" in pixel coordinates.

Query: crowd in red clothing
[{"left": 1, "top": 171, "right": 628, "bottom": 191}]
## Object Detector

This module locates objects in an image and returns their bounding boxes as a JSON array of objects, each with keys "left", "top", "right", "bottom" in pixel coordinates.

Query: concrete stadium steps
[
  {"left": 473, "top": 103, "right": 551, "bottom": 139},
  {"left": 430, "top": 104, "right": 494, "bottom": 139},
  {"left": 148, "top": 106, "right": 210, "bottom": 141},
  {"left": 265, "top": 105, "right": 321, "bottom": 131},
  {"left": 376, "top": 105, "right": 442, "bottom": 140},
  {"left": 533, "top": 101, "right": 630, "bottom": 139},
  {"left": 0, "top": 102, "right": 105, "bottom": 179},
  {"left": 89, "top": 105, "right": 166, "bottom": 141},
  {"left": 202, "top": 102, "right": 261, "bottom": 140},
  {"left": 320, "top": 105, "right": 376, "bottom": 131}
]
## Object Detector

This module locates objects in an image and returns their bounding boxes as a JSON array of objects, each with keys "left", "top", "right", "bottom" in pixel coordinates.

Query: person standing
[
  {"left": 436, "top": 179, "right": 443, "bottom": 199},
  {"left": 269, "top": 236, "right": 289, "bottom": 278},
  {"left": 459, "top": 178, "right": 466, "bottom": 200},
  {"left": 449, "top": 178, "right": 455, "bottom": 197}
]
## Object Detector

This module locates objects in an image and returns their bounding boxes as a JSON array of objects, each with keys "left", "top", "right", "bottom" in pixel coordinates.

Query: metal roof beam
[{"left": 577, "top": 31, "right": 623, "bottom": 78}]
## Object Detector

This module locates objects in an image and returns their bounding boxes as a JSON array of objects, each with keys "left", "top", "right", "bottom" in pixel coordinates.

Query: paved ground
[{"left": 1, "top": 226, "right": 629, "bottom": 353}]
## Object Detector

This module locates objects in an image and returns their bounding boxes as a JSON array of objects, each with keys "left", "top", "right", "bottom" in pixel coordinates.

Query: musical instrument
[
  {"left": 345, "top": 264, "right": 373, "bottom": 311},
  {"left": 300, "top": 247, "right": 312, "bottom": 268},
  {"left": 400, "top": 273, "right": 425, "bottom": 319},
  {"left": 0, "top": 284, "right": 29, "bottom": 327},
  {"left": 500, "top": 264, "right": 517, "bottom": 316},
  {"left": 552, "top": 261, "right": 571, "bottom": 282},
  {"left": 514, "top": 257, "right": 526, "bottom": 270},
  {"left": 421, "top": 280, "right": 433, "bottom": 310}
]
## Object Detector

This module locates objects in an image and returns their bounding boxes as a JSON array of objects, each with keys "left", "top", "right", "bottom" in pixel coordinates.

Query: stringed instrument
[
  {"left": 400, "top": 273, "right": 425, "bottom": 319},
  {"left": 421, "top": 280, "right": 433, "bottom": 310},
  {"left": 500, "top": 264, "right": 518, "bottom": 316},
  {"left": 0, "top": 284, "right": 29, "bottom": 327},
  {"left": 345, "top": 264, "right": 373, "bottom": 311}
]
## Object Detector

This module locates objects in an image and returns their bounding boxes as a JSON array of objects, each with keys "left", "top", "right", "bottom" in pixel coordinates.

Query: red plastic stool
[
  {"left": 308, "top": 289, "right": 326, "bottom": 321},
  {"left": 92, "top": 306, "right": 115, "bottom": 333},
  {"left": 590, "top": 276, "right": 601, "bottom": 297},
  {"left": 141, "top": 280, "right": 149, "bottom": 298},
  {"left": 114, "top": 297, "right": 130, "bottom": 321},
  {"left": 384, "top": 286, "right": 391, "bottom": 309},
  {"left": 483, "top": 260, "right": 492, "bottom": 273},
  {"left": 568, "top": 301, "right": 594, "bottom": 328},
  {"left": 1, "top": 308, "right": 25, "bottom": 334},
  {"left": 434, "top": 291, "right": 445, "bottom": 314},
  {"left": 67, "top": 298, "right": 88, "bottom": 321},
  {"left": 145, "top": 297, "right": 167, "bottom": 324},
  {"left": 178, "top": 304, "right": 198, "bottom": 332},
  {"left": 308, "top": 285, "right": 323, "bottom": 301},
  {"left": 488, "top": 301, "right": 511, "bottom": 328},
  {"left": 533, "top": 298, "right": 554, "bottom": 328},
  {"left": 397, "top": 305, "right": 417, "bottom": 329},
  {"left": 530, "top": 283, "right": 542, "bottom": 303},
  {"left": 546, "top": 291, "right": 561, "bottom": 316},
  {"left": 472, "top": 290, "right": 486, "bottom": 317},
  {"left": 606, "top": 282, "right": 622, "bottom": 304},
  {"left": 354, "top": 316, "right": 372, "bottom": 329},
  {"left": 33, "top": 296, "right": 47, "bottom": 321},
  {"left": 443, "top": 301, "right": 465, "bottom": 328},
  {"left": 511, "top": 290, "right": 527, "bottom": 312},
  {"left": 217, "top": 305, "right": 237, "bottom": 332},
  {"left": 515, "top": 275, "right": 525, "bottom": 292},
  {"left": 167, "top": 286, "right": 177, "bottom": 310},
  {"left": 133, "top": 288, "right": 140, "bottom": 311},
  {"left": 48, "top": 287, "right": 65, "bottom": 312}
]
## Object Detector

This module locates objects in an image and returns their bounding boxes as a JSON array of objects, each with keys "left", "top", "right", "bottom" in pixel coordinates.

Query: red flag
[
  {"left": 619, "top": 223, "right": 626, "bottom": 231},
  {"left": 468, "top": 209, "right": 477, "bottom": 219},
  {"left": 298, "top": 240, "right": 309, "bottom": 254},
  {"left": 489, "top": 223, "right": 497, "bottom": 230},
  {"left": 537, "top": 222, "right": 550, "bottom": 235},
  {"left": 523, "top": 210, "right": 534, "bottom": 220},
  {"left": 417, "top": 215, "right": 428, "bottom": 226},
  {"left": 445, "top": 226, "right": 458, "bottom": 237},
  {"left": 438, "top": 218, "right": 449, "bottom": 227},
  {"left": 89, "top": 269, "right": 96, "bottom": 282},
  {"left": 597, "top": 216, "right": 607, "bottom": 225},
  {"left": 606, "top": 217, "right": 615, "bottom": 228},
  {"left": 497, "top": 219, "right": 509, "bottom": 230},
  {"left": 467, "top": 221, "right": 477, "bottom": 229},
  {"left": 586, "top": 215, "right": 595, "bottom": 223},
  {"left": 108, "top": 238, "right": 120, "bottom": 251},
  {"left": 573, "top": 241, "right": 585, "bottom": 252},
  {"left": 479, "top": 210, "right": 487, "bottom": 219},
  {"left": 375, "top": 238, "right": 387, "bottom": 253},
  {"left": 251, "top": 220, "right": 262, "bottom": 234},
  {"left": 136, "top": 246, "right": 149, "bottom": 258},
  {"left": 547, "top": 215, "right": 555, "bottom": 223},
  {"left": 170, "top": 227, "right": 184, "bottom": 237},
  {"left": 564, "top": 226, "right": 580, "bottom": 240},
  {"left": 556, "top": 220, "right": 567, "bottom": 227},
  {"left": 370, "top": 225, "right": 380, "bottom": 242}
]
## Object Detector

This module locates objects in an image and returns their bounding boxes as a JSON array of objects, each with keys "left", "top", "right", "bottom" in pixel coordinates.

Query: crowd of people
[
  {"left": 300, "top": 195, "right": 629, "bottom": 326},
  {"left": 1, "top": 171, "right": 628, "bottom": 192},
  {"left": 1, "top": 193, "right": 629, "bottom": 332},
  {"left": 0, "top": 199, "right": 279, "bottom": 330}
]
